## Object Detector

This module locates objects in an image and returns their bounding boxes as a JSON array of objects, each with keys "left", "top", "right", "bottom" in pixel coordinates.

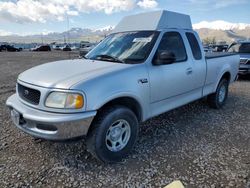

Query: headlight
[{"left": 45, "top": 92, "right": 84, "bottom": 109}]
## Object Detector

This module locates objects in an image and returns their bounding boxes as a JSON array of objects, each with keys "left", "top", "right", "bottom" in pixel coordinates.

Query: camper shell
[{"left": 113, "top": 10, "right": 192, "bottom": 33}]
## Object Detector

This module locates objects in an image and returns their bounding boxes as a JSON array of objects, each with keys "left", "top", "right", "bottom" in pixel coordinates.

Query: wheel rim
[
  {"left": 219, "top": 84, "right": 226, "bottom": 103},
  {"left": 105, "top": 119, "right": 131, "bottom": 152}
]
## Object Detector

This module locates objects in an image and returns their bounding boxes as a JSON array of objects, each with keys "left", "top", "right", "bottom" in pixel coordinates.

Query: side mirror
[{"left": 153, "top": 51, "right": 176, "bottom": 65}]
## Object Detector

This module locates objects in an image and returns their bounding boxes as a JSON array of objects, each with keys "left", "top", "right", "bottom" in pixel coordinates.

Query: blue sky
[{"left": 0, "top": 0, "right": 249, "bottom": 35}]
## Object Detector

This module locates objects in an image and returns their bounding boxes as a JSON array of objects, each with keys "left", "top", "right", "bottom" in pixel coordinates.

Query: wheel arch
[
  {"left": 214, "top": 71, "right": 231, "bottom": 92},
  {"left": 95, "top": 96, "right": 143, "bottom": 123},
  {"left": 221, "top": 71, "right": 231, "bottom": 82}
]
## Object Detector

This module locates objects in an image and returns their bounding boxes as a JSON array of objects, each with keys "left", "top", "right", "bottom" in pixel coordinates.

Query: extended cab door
[
  {"left": 184, "top": 31, "right": 206, "bottom": 95},
  {"left": 148, "top": 30, "right": 205, "bottom": 117}
]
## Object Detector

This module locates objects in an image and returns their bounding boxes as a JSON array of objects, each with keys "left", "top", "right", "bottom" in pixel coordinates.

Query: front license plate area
[{"left": 11, "top": 109, "right": 20, "bottom": 126}]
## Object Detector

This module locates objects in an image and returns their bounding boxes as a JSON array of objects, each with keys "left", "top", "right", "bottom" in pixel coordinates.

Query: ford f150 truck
[{"left": 6, "top": 11, "right": 240, "bottom": 163}]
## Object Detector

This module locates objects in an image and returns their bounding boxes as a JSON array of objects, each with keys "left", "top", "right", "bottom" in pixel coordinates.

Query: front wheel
[
  {"left": 207, "top": 78, "right": 229, "bottom": 109},
  {"left": 86, "top": 106, "right": 139, "bottom": 163}
]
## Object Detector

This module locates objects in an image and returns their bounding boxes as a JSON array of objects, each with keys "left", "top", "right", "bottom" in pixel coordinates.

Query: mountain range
[
  {"left": 0, "top": 21, "right": 249, "bottom": 44},
  {"left": 193, "top": 20, "right": 250, "bottom": 30},
  {"left": 193, "top": 20, "right": 250, "bottom": 44},
  {"left": 0, "top": 26, "right": 114, "bottom": 43}
]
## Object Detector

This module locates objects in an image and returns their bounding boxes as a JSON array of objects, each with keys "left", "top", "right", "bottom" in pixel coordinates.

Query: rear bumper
[{"left": 6, "top": 94, "right": 96, "bottom": 140}]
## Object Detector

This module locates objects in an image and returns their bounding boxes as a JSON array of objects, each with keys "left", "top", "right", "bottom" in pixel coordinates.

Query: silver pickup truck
[{"left": 6, "top": 10, "right": 239, "bottom": 162}]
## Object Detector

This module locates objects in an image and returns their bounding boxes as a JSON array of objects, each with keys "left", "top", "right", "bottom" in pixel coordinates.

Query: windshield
[
  {"left": 228, "top": 43, "right": 250, "bottom": 53},
  {"left": 86, "top": 31, "right": 159, "bottom": 64}
]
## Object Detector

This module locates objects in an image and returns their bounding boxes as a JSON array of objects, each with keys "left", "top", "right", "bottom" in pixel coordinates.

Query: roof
[{"left": 112, "top": 10, "right": 192, "bottom": 33}]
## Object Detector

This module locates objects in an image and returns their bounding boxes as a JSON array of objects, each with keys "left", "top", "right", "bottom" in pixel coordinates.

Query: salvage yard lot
[{"left": 0, "top": 51, "right": 249, "bottom": 187}]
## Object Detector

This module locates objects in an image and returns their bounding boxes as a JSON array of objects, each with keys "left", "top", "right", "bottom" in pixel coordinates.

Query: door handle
[
  {"left": 138, "top": 78, "right": 148, "bottom": 84},
  {"left": 186, "top": 67, "right": 193, "bottom": 75}
]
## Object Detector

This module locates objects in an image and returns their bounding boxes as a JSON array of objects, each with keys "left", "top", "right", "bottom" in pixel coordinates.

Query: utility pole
[
  {"left": 66, "top": 14, "right": 70, "bottom": 59},
  {"left": 64, "top": 35, "right": 66, "bottom": 44},
  {"left": 41, "top": 34, "right": 44, "bottom": 44},
  {"left": 67, "top": 14, "right": 70, "bottom": 44}
]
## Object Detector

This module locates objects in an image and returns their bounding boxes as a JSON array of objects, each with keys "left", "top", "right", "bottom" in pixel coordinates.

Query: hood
[{"left": 18, "top": 59, "right": 130, "bottom": 89}]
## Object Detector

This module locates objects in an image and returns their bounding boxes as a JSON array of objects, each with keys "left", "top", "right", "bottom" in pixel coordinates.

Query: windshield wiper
[
  {"left": 80, "top": 55, "right": 88, "bottom": 59},
  {"left": 94, "top": 54, "right": 125, "bottom": 64}
]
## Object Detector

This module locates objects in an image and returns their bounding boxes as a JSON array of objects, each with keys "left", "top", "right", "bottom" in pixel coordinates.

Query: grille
[
  {"left": 18, "top": 84, "right": 41, "bottom": 105},
  {"left": 240, "top": 58, "right": 248, "bottom": 64}
]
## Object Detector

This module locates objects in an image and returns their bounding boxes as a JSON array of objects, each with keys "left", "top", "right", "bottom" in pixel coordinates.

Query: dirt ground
[{"left": 0, "top": 51, "right": 249, "bottom": 188}]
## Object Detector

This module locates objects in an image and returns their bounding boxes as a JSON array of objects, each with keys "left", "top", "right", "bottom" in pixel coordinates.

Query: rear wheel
[
  {"left": 207, "top": 78, "right": 229, "bottom": 109},
  {"left": 86, "top": 106, "right": 138, "bottom": 163}
]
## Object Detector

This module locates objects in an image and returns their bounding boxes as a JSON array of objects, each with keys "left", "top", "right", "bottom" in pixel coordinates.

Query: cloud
[
  {"left": 0, "top": 29, "right": 13, "bottom": 36},
  {"left": 66, "top": 10, "right": 79, "bottom": 16},
  {"left": 137, "top": 0, "right": 158, "bottom": 9},
  {"left": 0, "top": 0, "right": 69, "bottom": 23},
  {"left": 55, "top": 0, "right": 135, "bottom": 15},
  {"left": 188, "top": 0, "right": 248, "bottom": 9},
  {"left": 213, "top": 0, "right": 247, "bottom": 8},
  {"left": 0, "top": 0, "right": 136, "bottom": 23}
]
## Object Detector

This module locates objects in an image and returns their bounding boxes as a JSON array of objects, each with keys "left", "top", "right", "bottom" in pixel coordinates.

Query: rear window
[
  {"left": 186, "top": 32, "right": 202, "bottom": 60},
  {"left": 228, "top": 43, "right": 250, "bottom": 53}
]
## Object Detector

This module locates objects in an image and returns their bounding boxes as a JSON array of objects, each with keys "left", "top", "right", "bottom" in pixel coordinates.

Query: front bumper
[
  {"left": 6, "top": 94, "right": 96, "bottom": 140},
  {"left": 239, "top": 64, "right": 250, "bottom": 75}
]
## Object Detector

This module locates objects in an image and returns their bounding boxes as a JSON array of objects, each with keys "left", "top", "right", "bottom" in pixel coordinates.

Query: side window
[
  {"left": 186, "top": 32, "right": 202, "bottom": 60},
  {"left": 156, "top": 32, "right": 187, "bottom": 62}
]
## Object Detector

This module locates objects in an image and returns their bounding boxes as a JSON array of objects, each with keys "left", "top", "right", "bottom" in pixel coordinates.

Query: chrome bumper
[
  {"left": 239, "top": 64, "right": 250, "bottom": 75},
  {"left": 6, "top": 94, "right": 96, "bottom": 140}
]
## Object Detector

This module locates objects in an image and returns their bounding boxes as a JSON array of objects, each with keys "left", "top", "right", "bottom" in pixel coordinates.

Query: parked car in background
[
  {"left": 80, "top": 41, "right": 91, "bottom": 48},
  {"left": 62, "top": 45, "right": 71, "bottom": 51},
  {"left": 53, "top": 45, "right": 61, "bottom": 50},
  {"left": 0, "top": 44, "right": 21, "bottom": 52},
  {"left": 32, "top": 45, "right": 51, "bottom": 52},
  {"left": 79, "top": 43, "right": 97, "bottom": 57},
  {"left": 203, "top": 46, "right": 213, "bottom": 53},
  {"left": 71, "top": 46, "right": 80, "bottom": 51},
  {"left": 211, "top": 44, "right": 228, "bottom": 52},
  {"left": 6, "top": 10, "right": 240, "bottom": 163},
  {"left": 0, "top": 45, "right": 4, "bottom": 51},
  {"left": 227, "top": 41, "right": 250, "bottom": 75}
]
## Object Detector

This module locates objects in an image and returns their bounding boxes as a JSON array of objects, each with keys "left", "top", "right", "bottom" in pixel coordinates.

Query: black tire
[
  {"left": 86, "top": 105, "right": 139, "bottom": 163},
  {"left": 207, "top": 78, "right": 229, "bottom": 109}
]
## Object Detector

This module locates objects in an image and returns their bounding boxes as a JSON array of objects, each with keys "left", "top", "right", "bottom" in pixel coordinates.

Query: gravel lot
[{"left": 0, "top": 51, "right": 249, "bottom": 188}]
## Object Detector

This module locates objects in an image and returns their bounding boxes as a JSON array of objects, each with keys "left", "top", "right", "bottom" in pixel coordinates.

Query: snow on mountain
[
  {"left": 93, "top": 25, "right": 115, "bottom": 32},
  {"left": 193, "top": 20, "right": 250, "bottom": 30}
]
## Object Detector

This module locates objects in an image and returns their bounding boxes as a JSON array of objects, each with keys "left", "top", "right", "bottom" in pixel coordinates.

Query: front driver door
[{"left": 149, "top": 31, "right": 200, "bottom": 117}]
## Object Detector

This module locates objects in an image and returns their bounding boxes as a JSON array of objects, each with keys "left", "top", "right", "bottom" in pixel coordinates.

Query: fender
[
  {"left": 213, "top": 64, "right": 231, "bottom": 92},
  {"left": 93, "top": 91, "right": 148, "bottom": 121}
]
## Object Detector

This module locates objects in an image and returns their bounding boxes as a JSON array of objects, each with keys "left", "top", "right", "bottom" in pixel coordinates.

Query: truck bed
[
  {"left": 205, "top": 52, "right": 236, "bottom": 59},
  {"left": 203, "top": 52, "right": 240, "bottom": 97}
]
